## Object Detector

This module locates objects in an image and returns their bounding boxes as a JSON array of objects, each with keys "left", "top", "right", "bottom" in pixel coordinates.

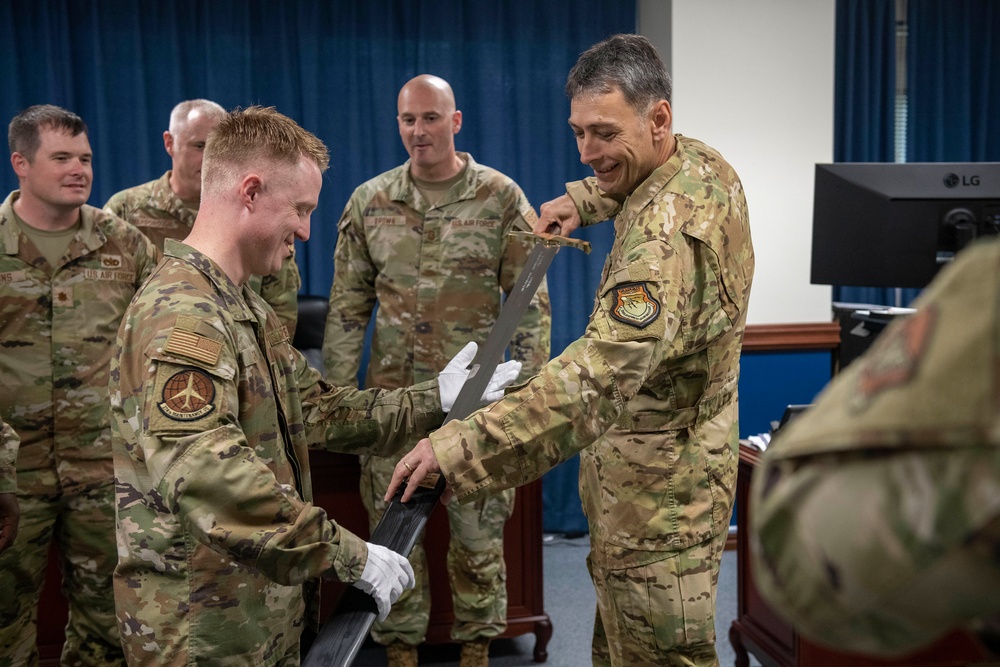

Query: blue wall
[{"left": 738, "top": 349, "right": 833, "bottom": 440}]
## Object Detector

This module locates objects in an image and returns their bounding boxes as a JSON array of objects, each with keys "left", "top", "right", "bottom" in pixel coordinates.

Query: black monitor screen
[{"left": 811, "top": 162, "right": 1000, "bottom": 288}]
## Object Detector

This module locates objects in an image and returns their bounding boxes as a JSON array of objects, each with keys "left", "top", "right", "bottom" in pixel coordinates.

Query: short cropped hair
[
  {"left": 168, "top": 99, "right": 226, "bottom": 135},
  {"left": 565, "top": 34, "right": 672, "bottom": 113},
  {"left": 8, "top": 104, "right": 88, "bottom": 161},
  {"left": 201, "top": 106, "right": 330, "bottom": 196}
]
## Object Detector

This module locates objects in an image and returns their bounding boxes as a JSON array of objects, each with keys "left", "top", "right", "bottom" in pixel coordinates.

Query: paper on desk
[{"left": 747, "top": 433, "right": 771, "bottom": 451}]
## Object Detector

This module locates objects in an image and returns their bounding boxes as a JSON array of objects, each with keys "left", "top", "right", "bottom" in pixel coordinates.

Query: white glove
[
  {"left": 437, "top": 341, "right": 523, "bottom": 413},
  {"left": 352, "top": 543, "right": 415, "bottom": 621}
]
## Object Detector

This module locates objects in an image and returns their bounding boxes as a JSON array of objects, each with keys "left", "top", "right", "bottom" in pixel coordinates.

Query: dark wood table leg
[
  {"left": 533, "top": 618, "right": 553, "bottom": 662},
  {"left": 729, "top": 622, "right": 750, "bottom": 667}
]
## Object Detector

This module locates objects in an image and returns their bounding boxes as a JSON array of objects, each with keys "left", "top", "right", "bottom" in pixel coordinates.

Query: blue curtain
[
  {"left": 833, "top": 0, "right": 1000, "bottom": 306},
  {"left": 834, "top": 0, "right": 896, "bottom": 163},
  {"left": 0, "top": 0, "right": 632, "bottom": 535},
  {"left": 907, "top": 0, "right": 1000, "bottom": 161},
  {"left": 832, "top": 0, "right": 913, "bottom": 305}
]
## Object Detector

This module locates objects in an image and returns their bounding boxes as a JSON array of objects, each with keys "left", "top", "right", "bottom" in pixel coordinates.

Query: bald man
[
  {"left": 323, "top": 75, "right": 551, "bottom": 667},
  {"left": 105, "top": 99, "right": 302, "bottom": 335}
]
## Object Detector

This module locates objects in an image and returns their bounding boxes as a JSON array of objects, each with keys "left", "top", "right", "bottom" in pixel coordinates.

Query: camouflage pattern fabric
[
  {"left": 323, "top": 152, "right": 550, "bottom": 644},
  {"left": 751, "top": 237, "right": 1000, "bottom": 658},
  {"left": 427, "top": 136, "right": 754, "bottom": 665},
  {"left": 104, "top": 170, "right": 302, "bottom": 335},
  {"left": 0, "top": 190, "right": 156, "bottom": 666},
  {"left": 590, "top": 528, "right": 730, "bottom": 666},
  {"left": 0, "top": 484, "right": 121, "bottom": 667},
  {"left": 111, "top": 240, "right": 446, "bottom": 666},
  {"left": 0, "top": 415, "right": 16, "bottom": 494}
]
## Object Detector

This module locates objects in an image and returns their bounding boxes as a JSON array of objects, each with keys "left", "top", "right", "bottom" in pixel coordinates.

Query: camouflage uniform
[
  {"left": 323, "top": 152, "right": 551, "bottom": 646},
  {"left": 751, "top": 237, "right": 1000, "bottom": 658},
  {"left": 112, "top": 240, "right": 446, "bottom": 666},
  {"left": 0, "top": 415, "right": 15, "bottom": 494},
  {"left": 427, "top": 136, "right": 754, "bottom": 667},
  {"left": 0, "top": 191, "right": 157, "bottom": 666},
  {"left": 104, "top": 171, "right": 302, "bottom": 335}
]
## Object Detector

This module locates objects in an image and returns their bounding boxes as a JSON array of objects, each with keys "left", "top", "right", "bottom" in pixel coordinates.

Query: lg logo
[{"left": 944, "top": 173, "right": 980, "bottom": 188}]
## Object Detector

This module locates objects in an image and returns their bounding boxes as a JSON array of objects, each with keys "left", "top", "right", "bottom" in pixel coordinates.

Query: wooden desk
[{"left": 729, "top": 443, "right": 987, "bottom": 667}]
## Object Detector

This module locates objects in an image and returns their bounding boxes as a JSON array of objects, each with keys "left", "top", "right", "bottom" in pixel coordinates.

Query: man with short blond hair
[
  {"left": 104, "top": 99, "right": 302, "bottom": 334},
  {"left": 111, "top": 106, "right": 520, "bottom": 665}
]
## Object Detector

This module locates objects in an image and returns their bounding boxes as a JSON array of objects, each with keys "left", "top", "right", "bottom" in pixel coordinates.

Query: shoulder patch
[
  {"left": 610, "top": 282, "right": 660, "bottom": 328},
  {"left": 158, "top": 369, "right": 216, "bottom": 421},
  {"left": 849, "top": 305, "right": 937, "bottom": 413},
  {"left": 165, "top": 326, "right": 223, "bottom": 366}
]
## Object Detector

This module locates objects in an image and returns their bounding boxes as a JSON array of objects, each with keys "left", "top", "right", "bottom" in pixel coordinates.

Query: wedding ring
[{"left": 403, "top": 460, "right": 414, "bottom": 473}]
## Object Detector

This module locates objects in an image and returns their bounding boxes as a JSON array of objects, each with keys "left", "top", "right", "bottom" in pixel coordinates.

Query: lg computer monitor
[{"left": 811, "top": 162, "right": 1000, "bottom": 288}]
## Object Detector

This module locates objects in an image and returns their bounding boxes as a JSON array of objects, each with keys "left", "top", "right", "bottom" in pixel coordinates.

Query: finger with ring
[{"left": 403, "top": 460, "right": 414, "bottom": 473}]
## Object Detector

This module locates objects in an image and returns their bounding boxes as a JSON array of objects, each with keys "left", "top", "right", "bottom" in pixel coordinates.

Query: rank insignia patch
[
  {"left": 610, "top": 282, "right": 660, "bottom": 328},
  {"left": 158, "top": 369, "right": 216, "bottom": 421}
]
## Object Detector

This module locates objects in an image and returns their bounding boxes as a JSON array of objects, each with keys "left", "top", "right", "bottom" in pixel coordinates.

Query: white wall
[{"left": 640, "top": 0, "right": 836, "bottom": 324}]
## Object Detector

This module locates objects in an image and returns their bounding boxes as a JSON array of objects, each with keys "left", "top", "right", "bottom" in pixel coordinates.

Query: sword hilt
[{"left": 509, "top": 231, "right": 592, "bottom": 254}]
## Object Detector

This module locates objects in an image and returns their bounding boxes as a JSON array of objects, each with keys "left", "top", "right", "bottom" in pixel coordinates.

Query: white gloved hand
[
  {"left": 352, "top": 543, "right": 415, "bottom": 621},
  {"left": 437, "top": 341, "right": 523, "bottom": 413}
]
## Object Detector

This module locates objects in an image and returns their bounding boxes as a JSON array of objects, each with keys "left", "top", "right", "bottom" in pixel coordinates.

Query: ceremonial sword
[{"left": 303, "top": 231, "right": 590, "bottom": 667}]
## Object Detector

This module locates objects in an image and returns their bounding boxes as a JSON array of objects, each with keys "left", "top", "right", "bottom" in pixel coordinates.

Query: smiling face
[
  {"left": 242, "top": 155, "right": 322, "bottom": 278},
  {"left": 568, "top": 87, "right": 674, "bottom": 196},
  {"left": 397, "top": 78, "right": 462, "bottom": 181},
  {"left": 13, "top": 126, "right": 93, "bottom": 212}
]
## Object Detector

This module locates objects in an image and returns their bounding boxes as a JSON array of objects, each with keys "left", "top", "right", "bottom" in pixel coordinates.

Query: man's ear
[
  {"left": 163, "top": 131, "right": 175, "bottom": 157},
  {"left": 240, "top": 174, "right": 263, "bottom": 208},
  {"left": 10, "top": 152, "right": 29, "bottom": 179},
  {"left": 452, "top": 109, "right": 462, "bottom": 136},
  {"left": 649, "top": 100, "right": 672, "bottom": 141}
]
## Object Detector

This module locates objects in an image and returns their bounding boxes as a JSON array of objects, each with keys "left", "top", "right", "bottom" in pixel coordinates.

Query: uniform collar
[
  {"left": 149, "top": 171, "right": 197, "bottom": 228},
  {"left": 163, "top": 238, "right": 255, "bottom": 321},
  {"left": 387, "top": 151, "right": 481, "bottom": 209},
  {"left": 0, "top": 190, "right": 107, "bottom": 260},
  {"left": 618, "top": 135, "right": 686, "bottom": 224}
]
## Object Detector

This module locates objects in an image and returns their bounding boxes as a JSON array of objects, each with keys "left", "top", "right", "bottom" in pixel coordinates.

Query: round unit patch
[
  {"left": 610, "top": 282, "right": 660, "bottom": 328},
  {"left": 158, "top": 369, "right": 216, "bottom": 421}
]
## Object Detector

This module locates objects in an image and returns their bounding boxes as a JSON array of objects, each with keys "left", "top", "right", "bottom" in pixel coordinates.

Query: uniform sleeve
[
  {"left": 158, "top": 424, "right": 369, "bottom": 585},
  {"left": 323, "top": 197, "right": 377, "bottom": 386},
  {"left": 133, "top": 232, "right": 158, "bottom": 283},
  {"left": 499, "top": 185, "right": 551, "bottom": 378},
  {"left": 431, "top": 235, "right": 723, "bottom": 503},
  {"left": 565, "top": 178, "right": 625, "bottom": 227},
  {"left": 0, "top": 417, "right": 18, "bottom": 494},
  {"left": 300, "top": 377, "right": 445, "bottom": 458},
  {"left": 131, "top": 334, "right": 372, "bottom": 586},
  {"left": 103, "top": 191, "right": 127, "bottom": 219},
  {"left": 259, "top": 253, "right": 302, "bottom": 337}
]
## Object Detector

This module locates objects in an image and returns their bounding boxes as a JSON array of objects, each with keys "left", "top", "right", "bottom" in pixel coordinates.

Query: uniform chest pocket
[{"left": 438, "top": 217, "right": 504, "bottom": 275}]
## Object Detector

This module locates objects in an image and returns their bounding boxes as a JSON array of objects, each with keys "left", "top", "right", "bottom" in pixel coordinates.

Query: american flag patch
[{"left": 164, "top": 328, "right": 223, "bottom": 366}]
